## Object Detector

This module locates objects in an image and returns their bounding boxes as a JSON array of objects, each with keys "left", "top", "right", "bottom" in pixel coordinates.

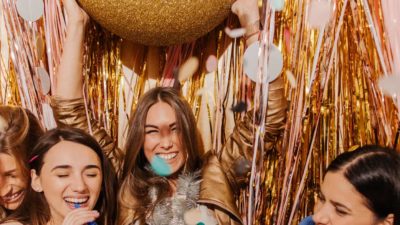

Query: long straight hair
[
  {"left": 327, "top": 145, "right": 400, "bottom": 224},
  {"left": 118, "top": 87, "right": 204, "bottom": 224},
  {"left": 2, "top": 127, "right": 117, "bottom": 225}
]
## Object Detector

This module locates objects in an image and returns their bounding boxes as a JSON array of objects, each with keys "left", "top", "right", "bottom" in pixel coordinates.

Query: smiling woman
[
  {"left": 0, "top": 106, "right": 44, "bottom": 219},
  {"left": 0, "top": 127, "right": 117, "bottom": 225},
  {"left": 312, "top": 145, "right": 400, "bottom": 225}
]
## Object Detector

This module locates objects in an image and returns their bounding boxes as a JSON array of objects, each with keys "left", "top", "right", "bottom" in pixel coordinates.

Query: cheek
[
  {"left": 88, "top": 176, "right": 103, "bottom": 194},
  {"left": 143, "top": 136, "right": 158, "bottom": 160}
]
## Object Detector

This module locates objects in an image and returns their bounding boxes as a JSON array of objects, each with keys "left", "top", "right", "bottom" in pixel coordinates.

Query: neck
[{"left": 47, "top": 209, "right": 64, "bottom": 225}]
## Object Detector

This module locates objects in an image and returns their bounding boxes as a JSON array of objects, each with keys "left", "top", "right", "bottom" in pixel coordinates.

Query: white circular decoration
[
  {"left": 308, "top": 0, "right": 333, "bottom": 28},
  {"left": 16, "top": 0, "right": 44, "bottom": 22},
  {"left": 206, "top": 55, "right": 218, "bottom": 73},
  {"left": 272, "top": 0, "right": 285, "bottom": 11},
  {"left": 378, "top": 75, "right": 400, "bottom": 96},
  {"left": 243, "top": 42, "right": 283, "bottom": 83},
  {"left": 36, "top": 67, "right": 51, "bottom": 95}
]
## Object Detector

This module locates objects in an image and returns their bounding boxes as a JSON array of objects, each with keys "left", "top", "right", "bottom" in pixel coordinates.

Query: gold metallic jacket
[{"left": 51, "top": 78, "right": 286, "bottom": 225}]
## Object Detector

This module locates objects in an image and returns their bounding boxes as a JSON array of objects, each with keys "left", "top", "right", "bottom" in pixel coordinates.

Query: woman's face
[
  {"left": 31, "top": 141, "right": 102, "bottom": 222},
  {"left": 313, "top": 171, "right": 389, "bottom": 225},
  {"left": 143, "top": 101, "right": 186, "bottom": 175},
  {"left": 0, "top": 153, "right": 27, "bottom": 210}
]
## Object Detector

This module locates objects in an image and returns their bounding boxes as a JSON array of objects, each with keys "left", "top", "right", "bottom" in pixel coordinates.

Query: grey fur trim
[{"left": 147, "top": 171, "right": 202, "bottom": 225}]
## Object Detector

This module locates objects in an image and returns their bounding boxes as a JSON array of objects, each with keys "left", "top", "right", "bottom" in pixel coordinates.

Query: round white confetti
[
  {"left": 16, "top": 0, "right": 44, "bottom": 22},
  {"left": 272, "top": 0, "right": 285, "bottom": 11},
  {"left": 378, "top": 75, "right": 400, "bottom": 96},
  {"left": 243, "top": 42, "right": 283, "bottom": 83},
  {"left": 178, "top": 57, "right": 199, "bottom": 83},
  {"left": 206, "top": 55, "right": 218, "bottom": 73},
  {"left": 308, "top": 0, "right": 333, "bottom": 28},
  {"left": 36, "top": 67, "right": 51, "bottom": 95},
  {"left": 225, "top": 27, "right": 246, "bottom": 38}
]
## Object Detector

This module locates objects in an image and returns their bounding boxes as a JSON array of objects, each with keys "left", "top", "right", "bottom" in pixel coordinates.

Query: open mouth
[
  {"left": 156, "top": 152, "right": 178, "bottom": 161},
  {"left": 64, "top": 197, "right": 90, "bottom": 209},
  {"left": 1, "top": 190, "right": 24, "bottom": 204}
]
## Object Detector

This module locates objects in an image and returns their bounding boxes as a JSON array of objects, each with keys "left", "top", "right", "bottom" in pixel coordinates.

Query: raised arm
[
  {"left": 51, "top": 0, "right": 123, "bottom": 173},
  {"left": 54, "top": 0, "right": 88, "bottom": 99},
  {"left": 221, "top": 0, "right": 287, "bottom": 188}
]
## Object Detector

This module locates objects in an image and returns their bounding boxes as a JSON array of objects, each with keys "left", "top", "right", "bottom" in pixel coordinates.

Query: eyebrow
[
  {"left": 145, "top": 122, "right": 177, "bottom": 129},
  {"left": 51, "top": 165, "right": 101, "bottom": 172},
  {"left": 4, "top": 169, "right": 16, "bottom": 175},
  {"left": 330, "top": 200, "right": 352, "bottom": 212}
]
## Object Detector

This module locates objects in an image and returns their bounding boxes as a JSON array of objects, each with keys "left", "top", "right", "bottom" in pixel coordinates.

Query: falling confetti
[
  {"left": 178, "top": 57, "right": 199, "bottom": 83},
  {"left": 231, "top": 101, "right": 248, "bottom": 113},
  {"left": 307, "top": 0, "right": 334, "bottom": 28},
  {"left": 272, "top": 0, "right": 285, "bottom": 11},
  {"left": 16, "top": 0, "right": 44, "bottom": 22},
  {"left": 150, "top": 155, "right": 172, "bottom": 177},
  {"left": 378, "top": 74, "right": 400, "bottom": 96},
  {"left": 243, "top": 42, "right": 283, "bottom": 83},
  {"left": 205, "top": 55, "right": 218, "bottom": 73},
  {"left": 285, "top": 70, "right": 297, "bottom": 88},
  {"left": 224, "top": 27, "right": 246, "bottom": 38},
  {"left": 36, "top": 67, "right": 51, "bottom": 95}
]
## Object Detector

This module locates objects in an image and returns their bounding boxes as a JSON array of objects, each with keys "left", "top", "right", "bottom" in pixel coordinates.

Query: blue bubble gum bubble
[{"left": 150, "top": 155, "right": 172, "bottom": 177}]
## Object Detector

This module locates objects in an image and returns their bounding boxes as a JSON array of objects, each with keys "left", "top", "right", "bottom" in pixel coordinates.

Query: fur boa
[{"left": 146, "top": 171, "right": 216, "bottom": 225}]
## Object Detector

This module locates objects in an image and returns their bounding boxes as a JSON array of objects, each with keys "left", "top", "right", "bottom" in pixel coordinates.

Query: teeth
[
  {"left": 64, "top": 197, "right": 89, "bottom": 204},
  {"left": 157, "top": 153, "right": 177, "bottom": 160},
  {"left": 2, "top": 191, "right": 22, "bottom": 201}
]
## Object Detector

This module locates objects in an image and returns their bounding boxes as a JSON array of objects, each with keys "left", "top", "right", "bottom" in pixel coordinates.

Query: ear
[
  {"left": 31, "top": 169, "right": 43, "bottom": 192},
  {"left": 379, "top": 214, "right": 394, "bottom": 225}
]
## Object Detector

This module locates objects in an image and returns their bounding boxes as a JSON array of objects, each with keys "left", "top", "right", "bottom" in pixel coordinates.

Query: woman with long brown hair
[
  {"left": 0, "top": 127, "right": 117, "bottom": 225},
  {"left": 0, "top": 106, "right": 44, "bottom": 218},
  {"left": 51, "top": 0, "right": 286, "bottom": 224}
]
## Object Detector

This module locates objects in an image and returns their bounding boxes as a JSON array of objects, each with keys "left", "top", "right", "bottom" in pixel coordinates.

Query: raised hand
[
  {"left": 62, "top": 0, "right": 89, "bottom": 25},
  {"left": 231, "top": 0, "right": 260, "bottom": 28},
  {"left": 61, "top": 208, "right": 99, "bottom": 225}
]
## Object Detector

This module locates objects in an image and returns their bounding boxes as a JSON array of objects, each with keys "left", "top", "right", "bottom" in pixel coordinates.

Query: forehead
[
  {"left": 146, "top": 102, "right": 176, "bottom": 124},
  {"left": 0, "top": 153, "right": 17, "bottom": 172},
  {"left": 322, "top": 172, "right": 369, "bottom": 210},
  {"left": 42, "top": 141, "right": 101, "bottom": 168}
]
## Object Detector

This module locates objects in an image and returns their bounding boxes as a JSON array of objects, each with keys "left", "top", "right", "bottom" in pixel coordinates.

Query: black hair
[{"left": 327, "top": 145, "right": 400, "bottom": 224}]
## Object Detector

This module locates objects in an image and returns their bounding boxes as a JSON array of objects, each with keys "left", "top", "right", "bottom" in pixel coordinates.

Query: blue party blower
[
  {"left": 74, "top": 203, "right": 98, "bottom": 225},
  {"left": 299, "top": 216, "right": 315, "bottom": 225}
]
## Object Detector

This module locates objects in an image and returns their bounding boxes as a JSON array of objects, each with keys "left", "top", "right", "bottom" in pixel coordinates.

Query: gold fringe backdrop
[{"left": 0, "top": 0, "right": 399, "bottom": 224}]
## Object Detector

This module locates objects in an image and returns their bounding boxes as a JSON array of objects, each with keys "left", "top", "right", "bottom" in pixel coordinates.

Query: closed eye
[{"left": 145, "top": 130, "right": 158, "bottom": 134}]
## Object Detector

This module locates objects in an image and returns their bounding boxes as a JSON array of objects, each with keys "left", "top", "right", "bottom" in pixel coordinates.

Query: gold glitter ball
[{"left": 79, "top": 0, "right": 232, "bottom": 46}]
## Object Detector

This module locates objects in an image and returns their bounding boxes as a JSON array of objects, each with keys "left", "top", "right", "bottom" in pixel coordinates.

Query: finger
[
  {"left": 231, "top": 1, "right": 239, "bottom": 15},
  {"left": 73, "top": 213, "right": 99, "bottom": 225},
  {"left": 63, "top": 209, "right": 99, "bottom": 225}
]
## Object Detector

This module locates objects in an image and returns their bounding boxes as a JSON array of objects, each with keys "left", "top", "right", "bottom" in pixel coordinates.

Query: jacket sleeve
[
  {"left": 218, "top": 77, "right": 287, "bottom": 191},
  {"left": 50, "top": 96, "right": 124, "bottom": 173}
]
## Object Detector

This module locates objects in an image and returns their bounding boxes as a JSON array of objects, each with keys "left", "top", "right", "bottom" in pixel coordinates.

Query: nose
[
  {"left": 312, "top": 204, "right": 330, "bottom": 225},
  {"left": 0, "top": 183, "right": 11, "bottom": 196},
  {"left": 160, "top": 135, "right": 173, "bottom": 149},
  {"left": 71, "top": 174, "right": 87, "bottom": 193}
]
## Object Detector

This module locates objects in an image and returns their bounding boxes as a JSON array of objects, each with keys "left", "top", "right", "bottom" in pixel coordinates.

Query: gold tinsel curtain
[{"left": 0, "top": 0, "right": 399, "bottom": 225}]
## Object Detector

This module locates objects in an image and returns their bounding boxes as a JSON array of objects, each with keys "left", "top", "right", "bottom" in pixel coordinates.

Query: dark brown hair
[
  {"left": 2, "top": 127, "right": 117, "bottom": 225},
  {"left": 0, "top": 106, "right": 44, "bottom": 217},
  {"left": 118, "top": 87, "right": 204, "bottom": 225},
  {"left": 327, "top": 145, "right": 400, "bottom": 225}
]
